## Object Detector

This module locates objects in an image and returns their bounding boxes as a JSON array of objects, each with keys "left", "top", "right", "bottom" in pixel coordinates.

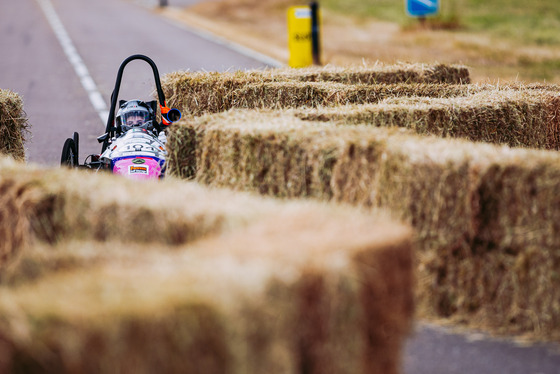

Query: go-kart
[{"left": 60, "top": 54, "right": 181, "bottom": 180}]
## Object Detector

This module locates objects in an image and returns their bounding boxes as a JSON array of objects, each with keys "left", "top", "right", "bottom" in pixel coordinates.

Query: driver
[
  {"left": 125, "top": 114, "right": 146, "bottom": 127},
  {"left": 116, "top": 100, "right": 154, "bottom": 133}
]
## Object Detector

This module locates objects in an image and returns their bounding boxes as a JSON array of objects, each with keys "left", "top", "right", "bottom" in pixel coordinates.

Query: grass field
[
  {"left": 322, "top": 0, "right": 560, "bottom": 46},
  {"left": 172, "top": 0, "right": 560, "bottom": 82}
]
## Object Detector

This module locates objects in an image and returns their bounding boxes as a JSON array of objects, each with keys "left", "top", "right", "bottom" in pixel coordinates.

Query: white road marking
[{"left": 36, "top": 0, "right": 109, "bottom": 125}]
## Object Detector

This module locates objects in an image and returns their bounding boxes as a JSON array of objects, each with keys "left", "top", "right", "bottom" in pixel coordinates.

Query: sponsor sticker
[
  {"left": 295, "top": 8, "right": 311, "bottom": 18},
  {"left": 129, "top": 165, "right": 149, "bottom": 175},
  {"left": 132, "top": 158, "right": 146, "bottom": 164}
]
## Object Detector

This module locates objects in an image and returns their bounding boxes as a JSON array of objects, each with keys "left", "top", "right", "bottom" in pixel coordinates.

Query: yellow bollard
[{"left": 287, "top": 6, "right": 313, "bottom": 68}]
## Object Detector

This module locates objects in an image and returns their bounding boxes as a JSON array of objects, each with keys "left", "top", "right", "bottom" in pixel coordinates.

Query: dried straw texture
[
  {"left": 167, "top": 110, "right": 560, "bottom": 340},
  {"left": 0, "top": 89, "right": 28, "bottom": 161},
  {"left": 266, "top": 63, "right": 471, "bottom": 84},
  {"left": 296, "top": 89, "right": 560, "bottom": 150},
  {"left": 187, "top": 63, "right": 471, "bottom": 85},
  {"left": 0, "top": 159, "right": 414, "bottom": 374},
  {"left": 468, "top": 153, "right": 560, "bottom": 337},
  {"left": 0, "top": 157, "right": 281, "bottom": 269},
  {"left": 160, "top": 68, "right": 560, "bottom": 119},
  {"left": 162, "top": 71, "right": 480, "bottom": 117}
]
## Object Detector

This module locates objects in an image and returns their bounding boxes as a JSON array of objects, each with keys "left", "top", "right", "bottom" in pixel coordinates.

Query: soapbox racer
[{"left": 60, "top": 54, "right": 181, "bottom": 180}]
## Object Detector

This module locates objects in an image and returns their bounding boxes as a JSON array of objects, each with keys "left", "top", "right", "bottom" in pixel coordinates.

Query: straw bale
[
  {"left": 168, "top": 112, "right": 480, "bottom": 258},
  {"left": 167, "top": 112, "right": 377, "bottom": 199},
  {"left": 0, "top": 160, "right": 414, "bottom": 373},
  {"left": 162, "top": 71, "right": 478, "bottom": 117},
  {"left": 162, "top": 71, "right": 560, "bottom": 119},
  {"left": 167, "top": 110, "right": 560, "bottom": 340},
  {"left": 461, "top": 150, "right": 560, "bottom": 336},
  {"left": 165, "top": 123, "right": 198, "bottom": 179},
  {"left": 296, "top": 89, "right": 560, "bottom": 150},
  {"left": 163, "top": 63, "right": 471, "bottom": 90},
  {"left": 219, "top": 63, "right": 471, "bottom": 84},
  {"left": 0, "top": 156, "right": 283, "bottom": 269},
  {"left": 195, "top": 116, "right": 347, "bottom": 200},
  {"left": 344, "top": 135, "right": 560, "bottom": 340},
  {"left": 186, "top": 111, "right": 481, "bottom": 253},
  {"left": 0, "top": 89, "right": 29, "bottom": 161}
]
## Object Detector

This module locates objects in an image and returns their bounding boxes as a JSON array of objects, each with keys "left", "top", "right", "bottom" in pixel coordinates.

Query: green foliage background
[{"left": 321, "top": 0, "right": 560, "bottom": 46}]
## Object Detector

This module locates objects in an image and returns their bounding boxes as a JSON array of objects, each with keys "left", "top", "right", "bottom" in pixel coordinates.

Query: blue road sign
[{"left": 405, "top": 0, "right": 439, "bottom": 17}]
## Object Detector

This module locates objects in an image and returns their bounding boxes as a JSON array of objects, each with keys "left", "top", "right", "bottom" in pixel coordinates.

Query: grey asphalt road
[
  {"left": 404, "top": 323, "right": 560, "bottom": 374},
  {"left": 1, "top": 0, "right": 560, "bottom": 373},
  {"left": 134, "top": 0, "right": 214, "bottom": 6}
]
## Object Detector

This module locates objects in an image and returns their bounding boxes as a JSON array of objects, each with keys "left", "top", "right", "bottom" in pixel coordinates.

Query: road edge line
[{"left": 35, "top": 0, "right": 109, "bottom": 125}]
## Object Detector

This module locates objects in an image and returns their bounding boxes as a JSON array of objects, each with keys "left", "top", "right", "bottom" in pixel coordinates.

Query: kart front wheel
[{"left": 61, "top": 138, "right": 78, "bottom": 167}]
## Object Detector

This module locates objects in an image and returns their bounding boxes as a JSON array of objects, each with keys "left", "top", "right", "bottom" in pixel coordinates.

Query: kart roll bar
[{"left": 103, "top": 54, "right": 177, "bottom": 150}]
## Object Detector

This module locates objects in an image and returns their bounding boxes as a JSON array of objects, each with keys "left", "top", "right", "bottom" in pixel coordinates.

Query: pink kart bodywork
[
  {"left": 100, "top": 128, "right": 167, "bottom": 180},
  {"left": 112, "top": 157, "right": 163, "bottom": 180}
]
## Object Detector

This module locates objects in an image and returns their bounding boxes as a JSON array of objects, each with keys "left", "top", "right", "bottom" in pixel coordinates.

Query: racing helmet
[{"left": 116, "top": 100, "right": 155, "bottom": 132}]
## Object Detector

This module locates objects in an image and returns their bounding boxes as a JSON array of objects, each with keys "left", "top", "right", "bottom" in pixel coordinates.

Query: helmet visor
[{"left": 122, "top": 110, "right": 150, "bottom": 128}]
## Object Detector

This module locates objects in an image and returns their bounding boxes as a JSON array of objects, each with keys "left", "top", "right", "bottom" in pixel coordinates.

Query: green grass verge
[{"left": 321, "top": 0, "right": 560, "bottom": 46}]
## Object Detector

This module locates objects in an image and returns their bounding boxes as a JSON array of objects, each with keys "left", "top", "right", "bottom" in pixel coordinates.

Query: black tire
[
  {"left": 61, "top": 138, "right": 78, "bottom": 167},
  {"left": 73, "top": 132, "right": 79, "bottom": 162}
]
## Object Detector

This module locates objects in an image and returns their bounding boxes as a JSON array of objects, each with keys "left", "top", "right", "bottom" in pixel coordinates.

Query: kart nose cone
[{"left": 112, "top": 157, "right": 163, "bottom": 180}]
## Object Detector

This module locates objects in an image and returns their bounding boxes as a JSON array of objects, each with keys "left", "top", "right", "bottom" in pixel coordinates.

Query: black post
[
  {"left": 159, "top": 0, "right": 168, "bottom": 7},
  {"left": 310, "top": 1, "right": 321, "bottom": 65}
]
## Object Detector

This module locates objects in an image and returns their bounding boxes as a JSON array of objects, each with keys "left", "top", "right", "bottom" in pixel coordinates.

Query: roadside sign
[
  {"left": 405, "top": 0, "right": 439, "bottom": 17},
  {"left": 287, "top": 6, "right": 313, "bottom": 68}
]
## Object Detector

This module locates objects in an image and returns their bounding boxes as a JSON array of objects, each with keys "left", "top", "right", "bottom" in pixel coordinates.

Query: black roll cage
[{"left": 102, "top": 54, "right": 168, "bottom": 152}]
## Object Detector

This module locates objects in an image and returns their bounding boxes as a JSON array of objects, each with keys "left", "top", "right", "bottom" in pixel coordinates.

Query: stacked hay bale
[
  {"left": 166, "top": 110, "right": 560, "bottom": 340},
  {"left": 256, "top": 63, "right": 471, "bottom": 84},
  {"left": 161, "top": 63, "right": 476, "bottom": 117},
  {"left": 0, "top": 89, "right": 29, "bottom": 160},
  {"left": 0, "top": 156, "right": 264, "bottom": 268},
  {"left": 162, "top": 67, "right": 560, "bottom": 151},
  {"left": 296, "top": 89, "right": 560, "bottom": 150},
  {"left": 0, "top": 158, "right": 414, "bottom": 374},
  {"left": 166, "top": 63, "right": 470, "bottom": 86},
  {"left": 162, "top": 79, "right": 478, "bottom": 117}
]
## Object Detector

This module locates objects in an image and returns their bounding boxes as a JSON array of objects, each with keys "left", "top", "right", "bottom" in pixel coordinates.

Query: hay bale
[
  {"left": 0, "top": 89, "right": 29, "bottom": 161},
  {"left": 295, "top": 89, "right": 560, "bottom": 150},
  {"left": 162, "top": 70, "right": 560, "bottom": 119},
  {"left": 162, "top": 71, "right": 479, "bottom": 117},
  {"left": 162, "top": 63, "right": 470, "bottom": 90},
  {"left": 173, "top": 111, "right": 481, "bottom": 254},
  {"left": 0, "top": 156, "right": 281, "bottom": 269},
  {"left": 461, "top": 151, "right": 560, "bottom": 336},
  {"left": 338, "top": 132, "right": 560, "bottom": 340},
  {"left": 0, "top": 159, "right": 414, "bottom": 374},
  {"left": 167, "top": 112, "right": 360, "bottom": 198},
  {"left": 167, "top": 110, "right": 560, "bottom": 340},
  {"left": 229, "top": 63, "right": 471, "bottom": 84},
  {"left": 167, "top": 112, "right": 483, "bottom": 262}
]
